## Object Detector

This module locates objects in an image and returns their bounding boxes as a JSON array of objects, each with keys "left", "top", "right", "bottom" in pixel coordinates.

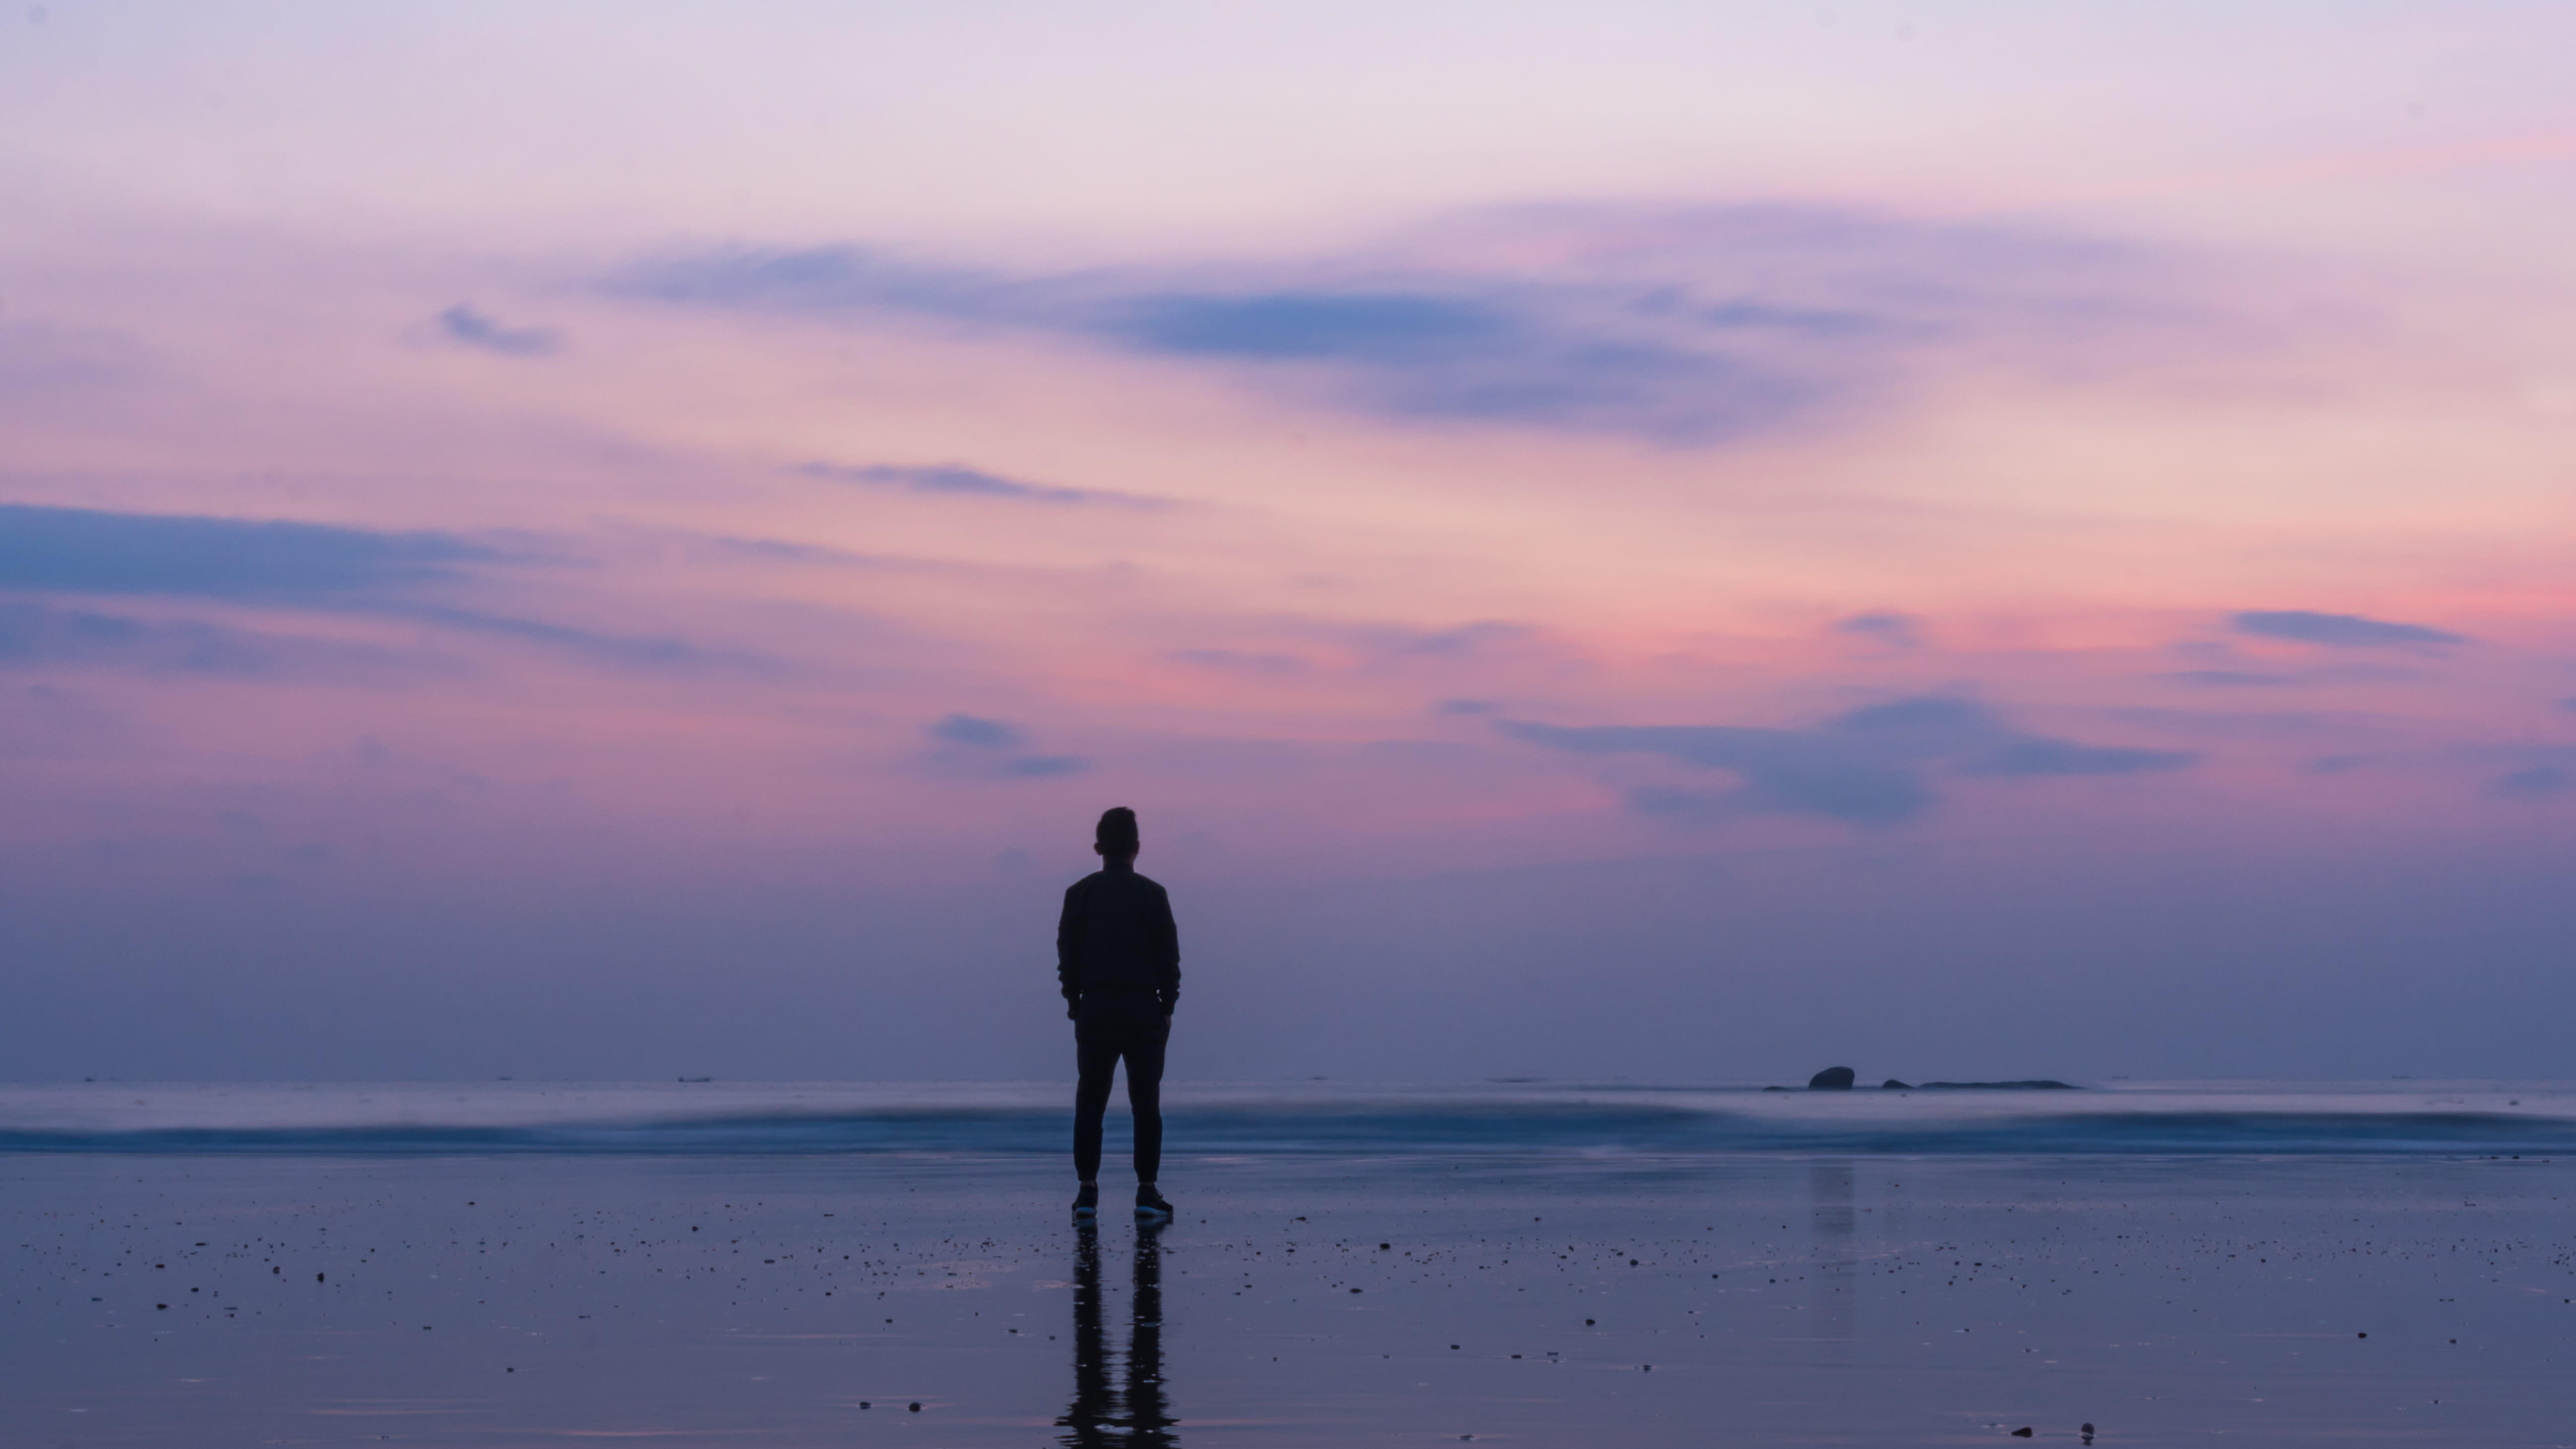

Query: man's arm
[
  {"left": 1154, "top": 883, "right": 1180, "bottom": 1017},
  {"left": 1056, "top": 882, "right": 1085, "bottom": 1019}
]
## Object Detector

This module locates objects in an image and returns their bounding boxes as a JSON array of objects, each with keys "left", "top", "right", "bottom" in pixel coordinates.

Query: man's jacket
[{"left": 1056, "top": 864, "right": 1180, "bottom": 1013}]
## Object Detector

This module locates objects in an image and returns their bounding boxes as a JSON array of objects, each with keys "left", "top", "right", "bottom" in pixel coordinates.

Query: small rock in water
[
  {"left": 2012, "top": 1429, "right": 2034, "bottom": 1439},
  {"left": 1882, "top": 1079, "right": 1913, "bottom": 1090},
  {"left": 2081, "top": 1424, "right": 2095, "bottom": 1445},
  {"left": 908, "top": 1402, "right": 922, "bottom": 1412},
  {"left": 1807, "top": 1066, "right": 1857, "bottom": 1090}
]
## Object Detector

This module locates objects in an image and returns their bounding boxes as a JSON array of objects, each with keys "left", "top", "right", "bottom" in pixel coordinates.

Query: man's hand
[{"left": 1066, "top": 1002, "right": 1080, "bottom": 1022}]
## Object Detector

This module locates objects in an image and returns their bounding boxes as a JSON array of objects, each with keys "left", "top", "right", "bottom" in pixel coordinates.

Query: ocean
[
  {"left": 7, "top": 1077, "right": 2573, "bottom": 1158},
  {"left": 7, "top": 1081, "right": 2573, "bottom": 1447}
]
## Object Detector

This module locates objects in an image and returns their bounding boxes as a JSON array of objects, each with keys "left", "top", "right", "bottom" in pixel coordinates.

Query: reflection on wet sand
[
  {"left": 1809, "top": 1158, "right": 1858, "bottom": 1352},
  {"left": 1059, "top": 1219, "right": 1176, "bottom": 1448}
]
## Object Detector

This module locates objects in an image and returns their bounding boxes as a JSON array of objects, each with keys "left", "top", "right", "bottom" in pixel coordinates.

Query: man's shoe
[
  {"left": 1134, "top": 1186, "right": 1173, "bottom": 1218},
  {"left": 1072, "top": 1184, "right": 1099, "bottom": 1217}
]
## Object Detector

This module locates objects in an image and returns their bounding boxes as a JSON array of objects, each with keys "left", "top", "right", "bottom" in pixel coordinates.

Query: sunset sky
[{"left": 6, "top": 2, "right": 2575, "bottom": 1082}]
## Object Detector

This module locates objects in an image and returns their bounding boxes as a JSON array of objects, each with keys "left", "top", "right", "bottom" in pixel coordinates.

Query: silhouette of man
[{"left": 1059, "top": 806, "right": 1180, "bottom": 1219}]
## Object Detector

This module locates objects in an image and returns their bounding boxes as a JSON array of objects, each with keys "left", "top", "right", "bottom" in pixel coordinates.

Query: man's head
[{"left": 1094, "top": 806, "right": 1140, "bottom": 862}]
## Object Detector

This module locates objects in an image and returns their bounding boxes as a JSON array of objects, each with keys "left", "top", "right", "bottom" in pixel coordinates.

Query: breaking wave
[{"left": 5, "top": 1082, "right": 2574, "bottom": 1158}]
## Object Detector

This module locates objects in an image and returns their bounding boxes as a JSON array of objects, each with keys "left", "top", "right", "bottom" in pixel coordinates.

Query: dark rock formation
[
  {"left": 1807, "top": 1066, "right": 1857, "bottom": 1090},
  {"left": 1916, "top": 1080, "right": 2080, "bottom": 1090},
  {"left": 1881, "top": 1079, "right": 1913, "bottom": 1090}
]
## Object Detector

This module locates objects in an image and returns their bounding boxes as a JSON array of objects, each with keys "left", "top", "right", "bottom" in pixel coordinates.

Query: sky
[{"left": 4, "top": 1, "right": 2576, "bottom": 1083}]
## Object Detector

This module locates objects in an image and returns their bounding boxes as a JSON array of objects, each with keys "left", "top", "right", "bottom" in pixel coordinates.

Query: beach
[{"left": 7, "top": 1083, "right": 2576, "bottom": 1447}]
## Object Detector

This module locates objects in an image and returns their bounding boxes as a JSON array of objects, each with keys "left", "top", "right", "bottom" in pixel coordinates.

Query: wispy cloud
[
  {"left": 1156, "top": 616, "right": 1547, "bottom": 681},
  {"left": 1500, "top": 694, "right": 2194, "bottom": 825},
  {"left": 1831, "top": 611, "right": 1922, "bottom": 650},
  {"left": 0, "top": 600, "right": 431, "bottom": 680},
  {"left": 371, "top": 603, "right": 772, "bottom": 674},
  {"left": 2104, "top": 706, "right": 2379, "bottom": 742},
  {"left": 1954, "top": 736, "right": 2197, "bottom": 778},
  {"left": 0, "top": 506, "right": 766, "bottom": 676},
  {"left": 1104, "top": 292, "right": 1513, "bottom": 362},
  {"left": 2489, "top": 764, "right": 2574, "bottom": 802},
  {"left": 1375, "top": 621, "right": 1531, "bottom": 659},
  {"left": 929, "top": 713, "right": 1026, "bottom": 749},
  {"left": 2231, "top": 610, "right": 2465, "bottom": 648},
  {"left": 1097, "top": 287, "right": 1819, "bottom": 440},
  {"left": 437, "top": 305, "right": 564, "bottom": 358},
  {"left": 799, "top": 462, "right": 1163, "bottom": 508},
  {"left": 0, "top": 503, "right": 493, "bottom": 601},
  {"left": 923, "top": 712, "right": 1090, "bottom": 780},
  {"left": 613, "top": 202, "right": 2203, "bottom": 445}
]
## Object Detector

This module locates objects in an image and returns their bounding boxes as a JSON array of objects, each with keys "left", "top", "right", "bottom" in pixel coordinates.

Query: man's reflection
[
  {"left": 1809, "top": 1157, "right": 1858, "bottom": 1351},
  {"left": 1058, "top": 1219, "right": 1176, "bottom": 1447}
]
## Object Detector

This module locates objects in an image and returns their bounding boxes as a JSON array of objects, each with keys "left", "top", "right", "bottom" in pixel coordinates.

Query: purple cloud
[
  {"left": 801, "top": 461, "right": 1164, "bottom": 509},
  {"left": 2231, "top": 610, "right": 2464, "bottom": 648},
  {"left": 612, "top": 202, "right": 2203, "bottom": 446},
  {"left": 437, "top": 305, "right": 563, "bottom": 358},
  {"left": 1501, "top": 694, "right": 2194, "bottom": 825}
]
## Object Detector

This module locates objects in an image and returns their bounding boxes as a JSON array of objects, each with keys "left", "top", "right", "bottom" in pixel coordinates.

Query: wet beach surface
[{"left": 8, "top": 1150, "right": 2576, "bottom": 1447}]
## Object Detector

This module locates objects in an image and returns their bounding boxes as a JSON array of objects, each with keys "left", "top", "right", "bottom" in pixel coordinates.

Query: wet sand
[{"left": 7, "top": 1151, "right": 2574, "bottom": 1446}]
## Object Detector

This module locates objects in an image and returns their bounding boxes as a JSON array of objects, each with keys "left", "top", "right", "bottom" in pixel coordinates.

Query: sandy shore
[{"left": 6, "top": 1150, "right": 2573, "bottom": 1446}]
